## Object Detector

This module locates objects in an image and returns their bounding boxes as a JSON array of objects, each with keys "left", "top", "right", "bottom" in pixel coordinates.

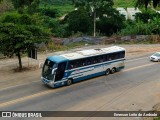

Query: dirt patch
[
  {"left": 122, "top": 44, "right": 160, "bottom": 58},
  {"left": 13, "top": 65, "right": 39, "bottom": 72}
]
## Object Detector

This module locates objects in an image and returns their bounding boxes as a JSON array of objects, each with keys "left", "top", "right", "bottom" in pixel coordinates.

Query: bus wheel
[
  {"left": 105, "top": 69, "right": 110, "bottom": 75},
  {"left": 111, "top": 67, "right": 116, "bottom": 74},
  {"left": 67, "top": 79, "right": 72, "bottom": 86}
]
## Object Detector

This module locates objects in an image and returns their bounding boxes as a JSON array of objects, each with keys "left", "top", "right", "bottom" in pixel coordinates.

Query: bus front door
[{"left": 55, "top": 62, "right": 67, "bottom": 82}]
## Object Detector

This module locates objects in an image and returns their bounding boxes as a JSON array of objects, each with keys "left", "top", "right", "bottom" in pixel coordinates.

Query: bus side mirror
[
  {"left": 39, "top": 62, "right": 44, "bottom": 68},
  {"left": 52, "top": 68, "right": 57, "bottom": 74}
]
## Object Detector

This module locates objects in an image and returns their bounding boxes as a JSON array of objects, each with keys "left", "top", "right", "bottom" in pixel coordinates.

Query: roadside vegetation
[{"left": 154, "top": 118, "right": 160, "bottom": 120}]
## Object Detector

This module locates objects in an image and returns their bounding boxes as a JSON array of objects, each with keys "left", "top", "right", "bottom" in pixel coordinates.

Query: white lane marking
[
  {"left": 0, "top": 80, "right": 39, "bottom": 92},
  {"left": 123, "top": 62, "right": 158, "bottom": 72}
]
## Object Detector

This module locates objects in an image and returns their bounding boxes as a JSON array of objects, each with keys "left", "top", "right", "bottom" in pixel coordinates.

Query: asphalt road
[{"left": 0, "top": 55, "right": 160, "bottom": 120}]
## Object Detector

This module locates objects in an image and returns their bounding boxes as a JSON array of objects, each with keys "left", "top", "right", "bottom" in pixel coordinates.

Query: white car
[{"left": 150, "top": 52, "right": 160, "bottom": 62}]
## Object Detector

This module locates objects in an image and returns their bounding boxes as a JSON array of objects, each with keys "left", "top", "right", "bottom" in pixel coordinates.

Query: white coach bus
[{"left": 41, "top": 46, "right": 125, "bottom": 88}]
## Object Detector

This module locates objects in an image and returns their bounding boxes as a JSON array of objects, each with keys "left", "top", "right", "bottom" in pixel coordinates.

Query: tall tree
[
  {"left": 72, "top": 0, "right": 114, "bottom": 37},
  {"left": 135, "top": 0, "right": 160, "bottom": 10},
  {"left": 0, "top": 14, "right": 50, "bottom": 70},
  {"left": 0, "top": 0, "right": 14, "bottom": 14},
  {"left": 67, "top": 7, "right": 92, "bottom": 34},
  {"left": 11, "top": 0, "right": 40, "bottom": 14}
]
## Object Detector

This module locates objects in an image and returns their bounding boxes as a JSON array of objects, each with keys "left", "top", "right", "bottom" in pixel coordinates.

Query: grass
[
  {"left": 113, "top": 0, "right": 135, "bottom": 8},
  {"left": 154, "top": 117, "right": 160, "bottom": 120},
  {"left": 40, "top": 4, "right": 74, "bottom": 17}
]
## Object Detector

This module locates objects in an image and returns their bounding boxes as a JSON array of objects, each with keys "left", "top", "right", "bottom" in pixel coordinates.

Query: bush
[
  {"left": 38, "top": 7, "right": 59, "bottom": 18},
  {"left": 97, "top": 15, "right": 125, "bottom": 36},
  {"left": 41, "top": 17, "right": 69, "bottom": 37},
  {"left": 66, "top": 8, "right": 93, "bottom": 35},
  {"left": 0, "top": 12, "right": 20, "bottom": 23},
  {"left": 119, "top": 17, "right": 160, "bottom": 35},
  {"left": 135, "top": 11, "right": 160, "bottom": 23}
]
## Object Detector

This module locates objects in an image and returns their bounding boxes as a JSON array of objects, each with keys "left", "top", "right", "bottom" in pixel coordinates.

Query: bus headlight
[{"left": 49, "top": 81, "right": 54, "bottom": 85}]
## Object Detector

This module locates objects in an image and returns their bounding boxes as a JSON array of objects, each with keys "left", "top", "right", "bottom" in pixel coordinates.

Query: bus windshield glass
[{"left": 42, "top": 59, "right": 57, "bottom": 80}]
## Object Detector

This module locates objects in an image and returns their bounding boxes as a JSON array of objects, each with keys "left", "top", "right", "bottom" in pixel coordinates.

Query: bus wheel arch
[
  {"left": 105, "top": 68, "right": 110, "bottom": 75},
  {"left": 111, "top": 67, "right": 116, "bottom": 74},
  {"left": 67, "top": 78, "right": 73, "bottom": 86}
]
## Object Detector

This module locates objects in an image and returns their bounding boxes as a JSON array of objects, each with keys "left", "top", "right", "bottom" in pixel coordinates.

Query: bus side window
[
  {"left": 79, "top": 59, "right": 84, "bottom": 67},
  {"left": 112, "top": 53, "right": 116, "bottom": 60},
  {"left": 119, "top": 51, "right": 123, "bottom": 58},
  {"left": 117, "top": 52, "right": 121, "bottom": 59},
  {"left": 72, "top": 61, "right": 76, "bottom": 68},
  {"left": 71, "top": 60, "right": 79, "bottom": 68},
  {"left": 86, "top": 58, "right": 91, "bottom": 65},
  {"left": 96, "top": 56, "right": 100, "bottom": 63},
  {"left": 120, "top": 51, "right": 125, "bottom": 58},
  {"left": 108, "top": 54, "right": 112, "bottom": 61},
  {"left": 74, "top": 60, "right": 79, "bottom": 68},
  {"left": 82, "top": 59, "right": 86, "bottom": 66},
  {"left": 68, "top": 62, "right": 73, "bottom": 70},
  {"left": 103, "top": 55, "right": 107, "bottom": 62},
  {"left": 69, "top": 60, "right": 79, "bottom": 69},
  {"left": 92, "top": 57, "right": 96, "bottom": 64},
  {"left": 114, "top": 53, "right": 119, "bottom": 59},
  {"left": 99, "top": 55, "right": 104, "bottom": 62}
]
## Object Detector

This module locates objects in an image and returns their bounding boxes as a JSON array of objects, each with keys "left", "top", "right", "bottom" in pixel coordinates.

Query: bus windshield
[{"left": 42, "top": 59, "right": 57, "bottom": 80}]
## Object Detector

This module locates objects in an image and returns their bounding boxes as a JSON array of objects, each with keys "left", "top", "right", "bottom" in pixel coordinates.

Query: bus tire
[
  {"left": 111, "top": 67, "right": 116, "bottom": 74},
  {"left": 105, "top": 69, "right": 110, "bottom": 75},
  {"left": 67, "top": 79, "right": 72, "bottom": 86}
]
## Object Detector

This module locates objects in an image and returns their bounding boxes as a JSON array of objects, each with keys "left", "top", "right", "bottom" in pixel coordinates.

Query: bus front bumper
[
  {"left": 41, "top": 77, "right": 54, "bottom": 88},
  {"left": 41, "top": 77, "right": 65, "bottom": 88}
]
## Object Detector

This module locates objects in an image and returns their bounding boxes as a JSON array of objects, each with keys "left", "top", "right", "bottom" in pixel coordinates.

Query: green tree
[
  {"left": 135, "top": 0, "right": 160, "bottom": 10},
  {"left": 71, "top": 0, "right": 124, "bottom": 36},
  {"left": 0, "top": 0, "right": 14, "bottom": 14},
  {"left": 97, "top": 9, "right": 125, "bottom": 36},
  {"left": 0, "top": 14, "right": 50, "bottom": 70},
  {"left": 72, "top": 0, "right": 119, "bottom": 37},
  {"left": 11, "top": 0, "right": 40, "bottom": 14},
  {"left": 66, "top": 7, "right": 92, "bottom": 35}
]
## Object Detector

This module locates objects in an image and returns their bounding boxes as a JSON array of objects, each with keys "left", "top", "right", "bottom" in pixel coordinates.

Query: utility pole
[{"left": 93, "top": 11, "right": 96, "bottom": 37}]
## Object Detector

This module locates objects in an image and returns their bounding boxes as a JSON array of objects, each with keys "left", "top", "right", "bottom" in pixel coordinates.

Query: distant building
[
  {"left": 116, "top": 7, "right": 142, "bottom": 20},
  {"left": 127, "top": 7, "right": 141, "bottom": 20},
  {"left": 116, "top": 7, "right": 128, "bottom": 20}
]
